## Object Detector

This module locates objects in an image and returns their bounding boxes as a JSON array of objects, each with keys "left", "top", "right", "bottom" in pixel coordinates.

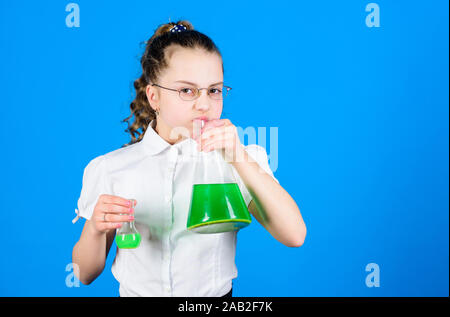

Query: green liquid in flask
[
  {"left": 187, "top": 183, "right": 252, "bottom": 233},
  {"left": 115, "top": 233, "right": 141, "bottom": 249}
]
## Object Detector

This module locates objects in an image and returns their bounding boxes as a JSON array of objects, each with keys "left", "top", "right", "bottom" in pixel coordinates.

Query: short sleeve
[
  {"left": 76, "top": 155, "right": 109, "bottom": 221},
  {"left": 232, "top": 144, "right": 279, "bottom": 207}
]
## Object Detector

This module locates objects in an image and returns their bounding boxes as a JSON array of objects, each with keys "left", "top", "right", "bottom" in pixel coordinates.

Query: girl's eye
[
  {"left": 180, "top": 88, "right": 194, "bottom": 94},
  {"left": 209, "top": 88, "right": 221, "bottom": 94}
]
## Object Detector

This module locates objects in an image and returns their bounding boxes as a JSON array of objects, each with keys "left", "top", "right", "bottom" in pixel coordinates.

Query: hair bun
[
  {"left": 166, "top": 20, "right": 194, "bottom": 32},
  {"left": 169, "top": 24, "right": 188, "bottom": 33}
]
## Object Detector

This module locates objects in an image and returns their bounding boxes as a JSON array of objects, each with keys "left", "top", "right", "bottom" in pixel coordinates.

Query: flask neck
[{"left": 117, "top": 220, "right": 139, "bottom": 234}]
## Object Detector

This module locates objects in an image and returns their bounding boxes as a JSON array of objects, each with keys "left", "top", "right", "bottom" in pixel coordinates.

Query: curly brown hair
[{"left": 121, "top": 20, "right": 224, "bottom": 148}]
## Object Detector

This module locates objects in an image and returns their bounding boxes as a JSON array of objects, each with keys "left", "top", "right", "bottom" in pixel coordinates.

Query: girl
[{"left": 72, "top": 20, "right": 306, "bottom": 297}]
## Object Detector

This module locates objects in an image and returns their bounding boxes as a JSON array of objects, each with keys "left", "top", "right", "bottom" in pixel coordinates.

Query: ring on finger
[{"left": 103, "top": 213, "right": 106, "bottom": 222}]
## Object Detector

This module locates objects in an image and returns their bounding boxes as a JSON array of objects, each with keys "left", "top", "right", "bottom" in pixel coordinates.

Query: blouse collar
[{"left": 140, "top": 119, "right": 196, "bottom": 156}]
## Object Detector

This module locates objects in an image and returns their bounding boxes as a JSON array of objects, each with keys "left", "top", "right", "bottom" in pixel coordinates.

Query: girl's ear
[
  {"left": 145, "top": 84, "right": 152, "bottom": 99},
  {"left": 146, "top": 85, "right": 158, "bottom": 109}
]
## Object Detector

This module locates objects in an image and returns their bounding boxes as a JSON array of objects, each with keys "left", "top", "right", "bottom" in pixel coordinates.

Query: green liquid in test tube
[{"left": 115, "top": 200, "right": 141, "bottom": 249}]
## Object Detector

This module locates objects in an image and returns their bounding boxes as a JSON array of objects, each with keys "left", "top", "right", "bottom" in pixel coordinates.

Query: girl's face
[{"left": 146, "top": 47, "right": 224, "bottom": 144}]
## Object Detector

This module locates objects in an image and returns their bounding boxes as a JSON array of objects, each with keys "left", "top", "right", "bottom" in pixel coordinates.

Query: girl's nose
[{"left": 193, "top": 90, "right": 211, "bottom": 111}]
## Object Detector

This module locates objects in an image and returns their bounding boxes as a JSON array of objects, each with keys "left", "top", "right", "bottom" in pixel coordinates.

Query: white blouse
[{"left": 74, "top": 119, "right": 278, "bottom": 297}]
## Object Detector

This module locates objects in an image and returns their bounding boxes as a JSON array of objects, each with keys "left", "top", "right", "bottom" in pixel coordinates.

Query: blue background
[{"left": 0, "top": 0, "right": 448, "bottom": 296}]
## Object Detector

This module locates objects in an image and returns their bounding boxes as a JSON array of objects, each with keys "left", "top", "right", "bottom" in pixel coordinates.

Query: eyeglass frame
[{"left": 150, "top": 83, "right": 232, "bottom": 101}]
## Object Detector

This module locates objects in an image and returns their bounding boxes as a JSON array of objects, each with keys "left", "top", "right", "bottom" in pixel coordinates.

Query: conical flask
[
  {"left": 187, "top": 122, "right": 252, "bottom": 234},
  {"left": 115, "top": 199, "right": 141, "bottom": 249}
]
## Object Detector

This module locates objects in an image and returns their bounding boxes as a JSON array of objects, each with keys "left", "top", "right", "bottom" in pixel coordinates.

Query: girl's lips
[{"left": 193, "top": 116, "right": 209, "bottom": 122}]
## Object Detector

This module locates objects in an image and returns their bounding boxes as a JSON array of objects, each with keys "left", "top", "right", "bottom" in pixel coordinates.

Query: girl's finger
[
  {"left": 200, "top": 124, "right": 234, "bottom": 142},
  {"left": 100, "top": 195, "right": 136, "bottom": 208},
  {"left": 200, "top": 119, "right": 225, "bottom": 135},
  {"left": 104, "top": 213, "right": 135, "bottom": 223},
  {"left": 198, "top": 126, "right": 225, "bottom": 144},
  {"left": 100, "top": 203, "right": 134, "bottom": 214},
  {"left": 99, "top": 222, "right": 122, "bottom": 231},
  {"left": 201, "top": 127, "right": 236, "bottom": 147},
  {"left": 200, "top": 134, "right": 230, "bottom": 151},
  {"left": 203, "top": 138, "right": 236, "bottom": 153},
  {"left": 193, "top": 120, "right": 226, "bottom": 145}
]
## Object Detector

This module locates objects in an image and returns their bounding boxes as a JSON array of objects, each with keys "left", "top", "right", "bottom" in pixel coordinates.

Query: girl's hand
[
  {"left": 89, "top": 195, "right": 136, "bottom": 235},
  {"left": 194, "top": 119, "right": 245, "bottom": 163}
]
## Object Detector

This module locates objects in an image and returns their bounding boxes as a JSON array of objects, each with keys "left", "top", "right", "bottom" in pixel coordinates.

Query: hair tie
[{"left": 170, "top": 24, "right": 188, "bottom": 33}]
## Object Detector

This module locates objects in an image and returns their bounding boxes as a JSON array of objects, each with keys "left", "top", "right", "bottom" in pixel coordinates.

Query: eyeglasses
[{"left": 151, "top": 83, "right": 232, "bottom": 101}]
